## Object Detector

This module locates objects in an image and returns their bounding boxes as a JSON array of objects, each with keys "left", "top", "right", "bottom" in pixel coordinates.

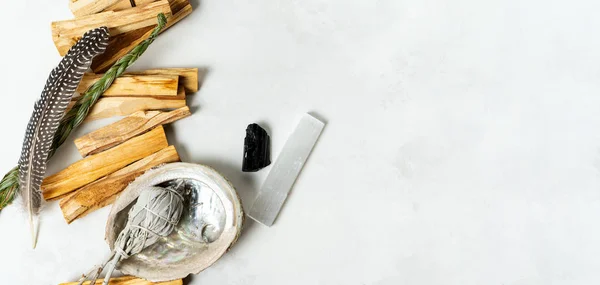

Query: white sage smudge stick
[{"left": 77, "top": 180, "right": 187, "bottom": 285}]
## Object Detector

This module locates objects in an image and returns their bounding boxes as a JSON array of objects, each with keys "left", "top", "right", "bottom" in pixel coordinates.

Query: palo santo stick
[
  {"left": 60, "top": 146, "right": 180, "bottom": 223},
  {"left": 162, "top": 0, "right": 193, "bottom": 34},
  {"left": 53, "top": 0, "right": 172, "bottom": 56},
  {"left": 88, "top": 68, "right": 199, "bottom": 94},
  {"left": 92, "top": 0, "right": 193, "bottom": 72},
  {"left": 75, "top": 107, "right": 190, "bottom": 156},
  {"left": 73, "top": 85, "right": 185, "bottom": 101},
  {"left": 70, "top": 0, "right": 158, "bottom": 15},
  {"left": 66, "top": 101, "right": 76, "bottom": 113},
  {"left": 126, "top": 68, "right": 199, "bottom": 93},
  {"left": 77, "top": 74, "right": 179, "bottom": 96},
  {"left": 60, "top": 275, "right": 182, "bottom": 285},
  {"left": 168, "top": 0, "right": 191, "bottom": 15},
  {"left": 172, "top": 85, "right": 187, "bottom": 100},
  {"left": 42, "top": 126, "right": 168, "bottom": 200},
  {"left": 73, "top": 83, "right": 185, "bottom": 101},
  {"left": 69, "top": 0, "right": 121, "bottom": 17},
  {"left": 85, "top": 97, "right": 186, "bottom": 121},
  {"left": 92, "top": 28, "right": 154, "bottom": 73},
  {"left": 104, "top": 0, "right": 157, "bottom": 13}
]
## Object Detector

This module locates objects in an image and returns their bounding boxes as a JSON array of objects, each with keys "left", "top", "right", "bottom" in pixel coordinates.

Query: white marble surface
[{"left": 1, "top": 0, "right": 600, "bottom": 284}]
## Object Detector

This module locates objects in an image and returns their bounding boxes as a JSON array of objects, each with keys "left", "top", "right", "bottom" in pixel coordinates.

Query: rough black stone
[{"left": 243, "top": 123, "right": 271, "bottom": 172}]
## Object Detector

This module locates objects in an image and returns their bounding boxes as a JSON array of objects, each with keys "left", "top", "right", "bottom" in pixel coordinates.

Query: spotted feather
[{"left": 18, "top": 27, "right": 110, "bottom": 248}]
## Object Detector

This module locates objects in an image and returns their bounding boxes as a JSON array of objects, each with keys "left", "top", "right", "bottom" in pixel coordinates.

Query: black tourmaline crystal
[{"left": 243, "top": 123, "right": 271, "bottom": 172}]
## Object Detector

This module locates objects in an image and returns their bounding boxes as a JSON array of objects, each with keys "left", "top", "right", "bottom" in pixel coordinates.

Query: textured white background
[{"left": 1, "top": 0, "right": 600, "bottom": 284}]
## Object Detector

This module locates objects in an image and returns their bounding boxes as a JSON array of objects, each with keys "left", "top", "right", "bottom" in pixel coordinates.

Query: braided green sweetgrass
[
  {"left": 0, "top": 13, "right": 167, "bottom": 211},
  {"left": 0, "top": 167, "right": 18, "bottom": 210}
]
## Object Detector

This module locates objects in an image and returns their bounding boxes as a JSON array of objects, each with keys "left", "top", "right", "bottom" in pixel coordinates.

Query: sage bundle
[{"left": 77, "top": 180, "right": 188, "bottom": 285}]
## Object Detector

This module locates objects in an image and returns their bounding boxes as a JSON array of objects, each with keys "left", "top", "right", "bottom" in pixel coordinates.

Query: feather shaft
[{"left": 18, "top": 27, "right": 110, "bottom": 248}]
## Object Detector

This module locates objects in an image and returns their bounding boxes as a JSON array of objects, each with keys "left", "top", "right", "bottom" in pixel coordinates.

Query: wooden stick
[
  {"left": 91, "top": 28, "right": 151, "bottom": 73},
  {"left": 74, "top": 84, "right": 185, "bottom": 101},
  {"left": 77, "top": 74, "right": 179, "bottom": 96},
  {"left": 53, "top": 0, "right": 173, "bottom": 56},
  {"left": 59, "top": 275, "right": 182, "bottom": 285},
  {"left": 173, "top": 85, "right": 186, "bottom": 99},
  {"left": 92, "top": 0, "right": 193, "bottom": 72},
  {"left": 71, "top": 0, "right": 158, "bottom": 16},
  {"left": 107, "top": 0, "right": 158, "bottom": 12},
  {"left": 60, "top": 146, "right": 180, "bottom": 223},
  {"left": 85, "top": 97, "right": 186, "bottom": 121},
  {"left": 168, "top": 0, "right": 191, "bottom": 15},
  {"left": 69, "top": 0, "right": 121, "bottom": 17},
  {"left": 42, "top": 126, "right": 168, "bottom": 200},
  {"left": 66, "top": 101, "right": 76, "bottom": 113},
  {"left": 101, "top": 0, "right": 136, "bottom": 13},
  {"left": 75, "top": 107, "right": 190, "bottom": 156},
  {"left": 144, "top": 83, "right": 187, "bottom": 99},
  {"left": 163, "top": 0, "right": 193, "bottom": 33},
  {"left": 126, "top": 68, "right": 199, "bottom": 93},
  {"left": 87, "top": 68, "right": 199, "bottom": 94},
  {"left": 73, "top": 82, "right": 185, "bottom": 101}
]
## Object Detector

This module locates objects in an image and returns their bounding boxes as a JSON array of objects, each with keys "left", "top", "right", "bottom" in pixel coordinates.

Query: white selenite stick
[{"left": 248, "top": 113, "right": 325, "bottom": 226}]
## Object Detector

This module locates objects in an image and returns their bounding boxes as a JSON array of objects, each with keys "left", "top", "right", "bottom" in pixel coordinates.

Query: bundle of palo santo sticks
[
  {"left": 49, "top": 0, "right": 197, "bottom": 225},
  {"left": 42, "top": 68, "right": 198, "bottom": 223},
  {"left": 55, "top": 0, "right": 193, "bottom": 72},
  {"left": 48, "top": 1, "right": 196, "bottom": 284},
  {"left": 67, "top": 68, "right": 197, "bottom": 121}
]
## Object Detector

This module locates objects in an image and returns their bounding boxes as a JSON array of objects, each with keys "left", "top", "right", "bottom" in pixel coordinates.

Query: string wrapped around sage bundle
[{"left": 77, "top": 180, "right": 188, "bottom": 285}]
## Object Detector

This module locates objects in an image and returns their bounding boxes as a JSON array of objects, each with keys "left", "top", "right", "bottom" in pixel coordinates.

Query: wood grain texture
[
  {"left": 69, "top": 0, "right": 121, "bottom": 17},
  {"left": 77, "top": 74, "right": 179, "bottom": 96},
  {"left": 71, "top": 83, "right": 184, "bottom": 102},
  {"left": 126, "top": 68, "right": 199, "bottom": 93},
  {"left": 42, "top": 126, "right": 168, "bottom": 200},
  {"left": 75, "top": 107, "right": 190, "bottom": 156},
  {"left": 167, "top": 0, "right": 190, "bottom": 14},
  {"left": 59, "top": 275, "right": 182, "bottom": 285},
  {"left": 60, "top": 146, "right": 180, "bottom": 223},
  {"left": 91, "top": 27, "right": 153, "bottom": 73},
  {"left": 91, "top": 0, "right": 193, "bottom": 72},
  {"left": 100, "top": 0, "right": 134, "bottom": 13},
  {"left": 104, "top": 0, "right": 157, "bottom": 13},
  {"left": 85, "top": 97, "right": 187, "bottom": 121},
  {"left": 66, "top": 101, "right": 76, "bottom": 113},
  {"left": 53, "top": 0, "right": 172, "bottom": 56},
  {"left": 162, "top": 0, "right": 193, "bottom": 33}
]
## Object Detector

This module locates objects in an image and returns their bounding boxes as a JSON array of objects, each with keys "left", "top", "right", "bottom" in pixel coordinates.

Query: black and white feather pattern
[{"left": 18, "top": 27, "right": 109, "bottom": 247}]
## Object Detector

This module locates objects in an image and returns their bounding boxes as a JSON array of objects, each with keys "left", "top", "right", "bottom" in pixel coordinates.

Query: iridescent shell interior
[{"left": 105, "top": 163, "right": 244, "bottom": 282}]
